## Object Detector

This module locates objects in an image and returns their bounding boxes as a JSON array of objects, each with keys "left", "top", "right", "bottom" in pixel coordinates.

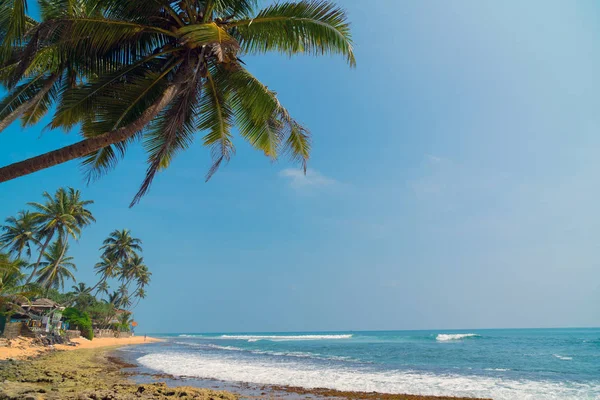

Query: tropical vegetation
[
  {"left": 0, "top": 187, "right": 151, "bottom": 336},
  {"left": 0, "top": 0, "right": 354, "bottom": 205}
]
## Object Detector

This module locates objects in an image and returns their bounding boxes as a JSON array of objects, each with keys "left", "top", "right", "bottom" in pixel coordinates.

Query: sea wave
[
  {"left": 436, "top": 333, "right": 480, "bottom": 342},
  {"left": 137, "top": 352, "right": 600, "bottom": 400},
  {"left": 219, "top": 334, "right": 353, "bottom": 342},
  {"left": 553, "top": 354, "right": 573, "bottom": 361},
  {"left": 173, "top": 341, "right": 354, "bottom": 362}
]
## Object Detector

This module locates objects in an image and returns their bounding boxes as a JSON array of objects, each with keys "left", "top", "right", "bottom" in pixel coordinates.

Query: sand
[{"left": 0, "top": 335, "right": 162, "bottom": 360}]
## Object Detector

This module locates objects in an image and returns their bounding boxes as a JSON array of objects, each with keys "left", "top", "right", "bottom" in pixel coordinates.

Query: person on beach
[{"left": 144, "top": 335, "right": 147, "bottom": 342}]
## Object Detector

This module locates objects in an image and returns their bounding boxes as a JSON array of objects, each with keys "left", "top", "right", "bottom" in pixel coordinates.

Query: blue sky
[{"left": 2, "top": 0, "right": 600, "bottom": 333}]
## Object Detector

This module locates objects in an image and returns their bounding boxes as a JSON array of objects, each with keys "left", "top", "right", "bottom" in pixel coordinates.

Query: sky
[{"left": 1, "top": 0, "right": 600, "bottom": 333}]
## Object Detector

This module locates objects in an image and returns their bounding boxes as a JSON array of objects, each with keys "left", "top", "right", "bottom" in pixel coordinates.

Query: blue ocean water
[{"left": 133, "top": 329, "right": 600, "bottom": 399}]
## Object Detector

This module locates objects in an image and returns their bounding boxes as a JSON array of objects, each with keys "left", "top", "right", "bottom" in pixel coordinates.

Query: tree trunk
[
  {"left": 0, "top": 85, "right": 178, "bottom": 183},
  {"left": 25, "top": 234, "right": 52, "bottom": 285},
  {"left": 41, "top": 236, "right": 68, "bottom": 289},
  {"left": 0, "top": 75, "right": 58, "bottom": 134}
]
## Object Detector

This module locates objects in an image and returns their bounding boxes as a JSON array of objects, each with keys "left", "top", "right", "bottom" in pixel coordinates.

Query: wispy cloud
[{"left": 279, "top": 168, "right": 337, "bottom": 190}]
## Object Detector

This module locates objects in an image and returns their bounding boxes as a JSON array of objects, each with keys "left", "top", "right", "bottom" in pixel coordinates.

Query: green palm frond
[
  {"left": 0, "top": 74, "right": 46, "bottom": 122},
  {"left": 132, "top": 62, "right": 203, "bottom": 205},
  {"left": 20, "top": 74, "right": 60, "bottom": 126},
  {"left": 231, "top": 0, "right": 355, "bottom": 66},
  {"left": 200, "top": 63, "right": 235, "bottom": 181},
  {"left": 79, "top": 58, "right": 180, "bottom": 182},
  {"left": 0, "top": 0, "right": 29, "bottom": 55}
]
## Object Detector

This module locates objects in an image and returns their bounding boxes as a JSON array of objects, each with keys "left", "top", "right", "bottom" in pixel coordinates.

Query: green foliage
[
  {"left": 62, "top": 307, "right": 93, "bottom": 340},
  {"left": 0, "top": 0, "right": 354, "bottom": 204}
]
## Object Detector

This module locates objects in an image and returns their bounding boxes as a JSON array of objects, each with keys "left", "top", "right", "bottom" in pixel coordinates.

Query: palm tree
[
  {"left": 36, "top": 239, "right": 77, "bottom": 291},
  {"left": 90, "top": 229, "right": 141, "bottom": 292},
  {"left": 71, "top": 282, "right": 91, "bottom": 295},
  {"left": 0, "top": 0, "right": 354, "bottom": 206},
  {"left": 0, "top": 210, "right": 38, "bottom": 259},
  {"left": 132, "top": 287, "right": 146, "bottom": 308},
  {"left": 100, "top": 230, "right": 142, "bottom": 262},
  {"left": 107, "top": 291, "right": 120, "bottom": 306},
  {"left": 95, "top": 280, "right": 110, "bottom": 300},
  {"left": 0, "top": 252, "right": 31, "bottom": 313},
  {"left": 117, "top": 312, "right": 134, "bottom": 332},
  {"left": 0, "top": 0, "right": 100, "bottom": 133},
  {"left": 26, "top": 187, "right": 94, "bottom": 284}
]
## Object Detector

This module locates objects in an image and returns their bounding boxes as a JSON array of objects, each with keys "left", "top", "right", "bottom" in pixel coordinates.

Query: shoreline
[
  {"left": 0, "top": 335, "right": 162, "bottom": 361},
  {"left": 0, "top": 338, "right": 488, "bottom": 399}
]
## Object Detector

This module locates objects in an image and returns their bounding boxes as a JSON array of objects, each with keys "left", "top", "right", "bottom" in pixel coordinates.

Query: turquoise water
[{"left": 133, "top": 328, "right": 600, "bottom": 399}]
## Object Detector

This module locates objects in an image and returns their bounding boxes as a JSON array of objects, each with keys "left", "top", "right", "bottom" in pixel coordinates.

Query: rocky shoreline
[{"left": 0, "top": 346, "right": 489, "bottom": 400}]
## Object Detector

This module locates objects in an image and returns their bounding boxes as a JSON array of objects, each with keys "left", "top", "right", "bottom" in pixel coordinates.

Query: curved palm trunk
[
  {"left": 41, "top": 236, "right": 68, "bottom": 289},
  {"left": 0, "top": 76, "right": 59, "bottom": 134},
  {"left": 25, "top": 235, "right": 52, "bottom": 285},
  {"left": 0, "top": 85, "right": 178, "bottom": 183}
]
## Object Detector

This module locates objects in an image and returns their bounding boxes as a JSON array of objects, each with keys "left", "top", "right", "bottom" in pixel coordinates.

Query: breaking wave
[
  {"left": 137, "top": 352, "right": 600, "bottom": 400},
  {"left": 553, "top": 354, "right": 573, "bottom": 361},
  {"left": 436, "top": 333, "right": 480, "bottom": 342},
  {"left": 173, "top": 341, "right": 354, "bottom": 362}
]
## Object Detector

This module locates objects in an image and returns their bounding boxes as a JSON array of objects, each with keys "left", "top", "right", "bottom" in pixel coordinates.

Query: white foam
[
  {"left": 219, "top": 334, "right": 353, "bottom": 341},
  {"left": 436, "top": 333, "right": 480, "bottom": 342},
  {"left": 137, "top": 352, "right": 600, "bottom": 400},
  {"left": 173, "top": 341, "right": 354, "bottom": 362},
  {"left": 553, "top": 354, "right": 573, "bottom": 361}
]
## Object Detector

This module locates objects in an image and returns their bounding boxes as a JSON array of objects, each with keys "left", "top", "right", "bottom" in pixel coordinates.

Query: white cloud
[{"left": 279, "top": 168, "right": 337, "bottom": 190}]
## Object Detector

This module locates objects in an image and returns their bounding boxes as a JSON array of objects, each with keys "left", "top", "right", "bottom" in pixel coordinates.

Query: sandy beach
[{"left": 0, "top": 335, "right": 162, "bottom": 360}]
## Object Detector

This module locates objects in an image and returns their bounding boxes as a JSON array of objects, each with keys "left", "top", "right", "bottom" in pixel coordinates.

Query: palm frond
[
  {"left": 200, "top": 63, "right": 235, "bottom": 181},
  {"left": 230, "top": 0, "right": 355, "bottom": 66},
  {"left": 131, "top": 62, "right": 203, "bottom": 205}
]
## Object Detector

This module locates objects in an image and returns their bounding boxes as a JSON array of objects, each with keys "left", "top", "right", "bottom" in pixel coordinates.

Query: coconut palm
[
  {"left": 95, "top": 280, "right": 110, "bottom": 299},
  {"left": 0, "top": 252, "right": 31, "bottom": 313},
  {"left": 0, "top": 0, "right": 354, "bottom": 206},
  {"left": 26, "top": 187, "right": 94, "bottom": 284},
  {"left": 119, "top": 253, "right": 147, "bottom": 285},
  {"left": 71, "top": 282, "right": 91, "bottom": 295},
  {"left": 0, "top": 0, "right": 103, "bottom": 134},
  {"left": 106, "top": 290, "right": 120, "bottom": 306},
  {"left": 132, "top": 287, "right": 146, "bottom": 308},
  {"left": 0, "top": 210, "right": 38, "bottom": 259},
  {"left": 117, "top": 312, "right": 133, "bottom": 332},
  {"left": 36, "top": 239, "right": 77, "bottom": 291},
  {"left": 101, "top": 230, "right": 142, "bottom": 262}
]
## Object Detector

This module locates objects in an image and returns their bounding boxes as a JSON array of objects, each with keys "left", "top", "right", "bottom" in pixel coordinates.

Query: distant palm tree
[
  {"left": 107, "top": 291, "right": 120, "bottom": 306},
  {"left": 0, "top": 210, "right": 38, "bottom": 259},
  {"left": 26, "top": 188, "right": 94, "bottom": 284},
  {"left": 101, "top": 230, "right": 142, "bottom": 262},
  {"left": 0, "top": 0, "right": 355, "bottom": 207},
  {"left": 0, "top": 252, "right": 25, "bottom": 288},
  {"left": 36, "top": 239, "right": 77, "bottom": 291},
  {"left": 95, "top": 280, "right": 110, "bottom": 300},
  {"left": 0, "top": 252, "right": 30, "bottom": 312},
  {"left": 132, "top": 287, "right": 146, "bottom": 308},
  {"left": 117, "top": 312, "right": 134, "bottom": 332},
  {"left": 71, "top": 282, "right": 91, "bottom": 295},
  {"left": 120, "top": 253, "right": 149, "bottom": 285}
]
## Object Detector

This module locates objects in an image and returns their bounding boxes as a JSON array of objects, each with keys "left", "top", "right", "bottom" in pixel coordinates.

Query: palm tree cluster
[
  {"left": 0, "top": 188, "right": 150, "bottom": 326},
  {"left": 1, "top": 187, "right": 94, "bottom": 290},
  {"left": 0, "top": 0, "right": 354, "bottom": 205},
  {"left": 91, "top": 229, "right": 150, "bottom": 309}
]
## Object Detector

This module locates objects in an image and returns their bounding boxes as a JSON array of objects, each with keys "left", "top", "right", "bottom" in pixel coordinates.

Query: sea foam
[
  {"left": 137, "top": 352, "right": 600, "bottom": 400},
  {"left": 436, "top": 333, "right": 480, "bottom": 342}
]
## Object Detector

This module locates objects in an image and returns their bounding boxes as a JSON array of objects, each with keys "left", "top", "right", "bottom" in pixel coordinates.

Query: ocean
[{"left": 127, "top": 329, "right": 600, "bottom": 399}]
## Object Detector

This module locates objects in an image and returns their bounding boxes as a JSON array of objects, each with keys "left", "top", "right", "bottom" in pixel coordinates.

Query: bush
[{"left": 63, "top": 307, "right": 93, "bottom": 340}]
